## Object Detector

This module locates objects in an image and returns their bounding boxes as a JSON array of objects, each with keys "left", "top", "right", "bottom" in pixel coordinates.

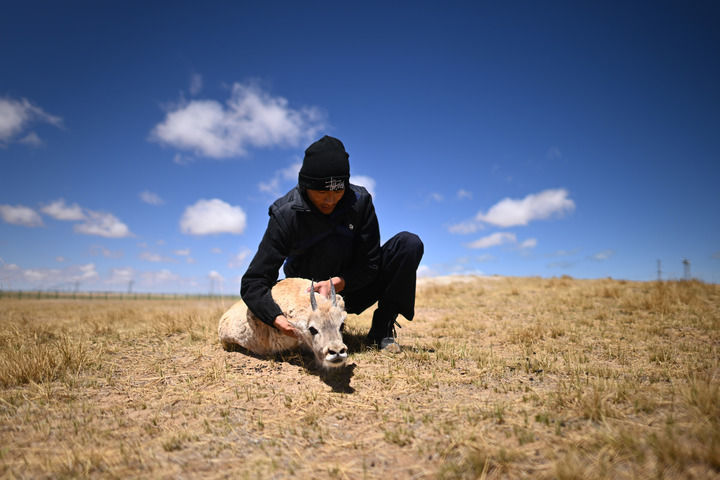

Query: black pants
[{"left": 343, "top": 232, "right": 424, "bottom": 333}]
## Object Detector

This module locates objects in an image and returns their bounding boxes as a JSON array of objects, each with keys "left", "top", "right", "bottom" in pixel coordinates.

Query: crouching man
[{"left": 241, "top": 135, "right": 424, "bottom": 351}]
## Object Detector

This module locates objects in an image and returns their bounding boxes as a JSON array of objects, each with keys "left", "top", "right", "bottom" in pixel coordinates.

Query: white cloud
[
  {"left": 429, "top": 193, "right": 444, "bottom": 203},
  {"left": 448, "top": 220, "right": 483, "bottom": 235},
  {"left": 548, "top": 249, "right": 580, "bottom": 258},
  {"left": 548, "top": 261, "right": 576, "bottom": 269},
  {"left": 211, "top": 247, "right": 223, "bottom": 254},
  {"left": 590, "top": 249, "right": 614, "bottom": 261},
  {"left": 180, "top": 198, "right": 247, "bottom": 235},
  {"left": 55, "top": 256, "right": 65, "bottom": 263},
  {"left": 519, "top": 238, "right": 538, "bottom": 249},
  {"left": 172, "top": 248, "right": 196, "bottom": 263},
  {"left": 106, "top": 267, "right": 135, "bottom": 285},
  {"left": 209, "top": 270, "right": 224, "bottom": 280},
  {"left": 457, "top": 189, "right": 473, "bottom": 200},
  {"left": 40, "top": 199, "right": 131, "bottom": 238},
  {"left": 19, "top": 131, "right": 43, "bottom": 147},
  {"left": 139, "top": 190, "right": 165, "bottom": 206},
  {"left": 228, "top": 248, "right": 252, "bottom": 269},
  {"left": 418, "top": 260, "right": 489, "bottom": 278},
  {"left": 351, "top": 175, "right": 377, "bottom": 198},
  {"left": 465, "top": 232, "right": 537, "bottom": 251},
  {"left": 23, "top": 268, "right": 54, "bottom": 282},
  {"left": 41, "top": 199, "right": 86, "bottom": 221},
  {"left": 0, "top": 204, "right": 43, "bottom": 227},
  {"left": 140, "top": 252, "right": 176, "bottom": 263},
  {"left": 0, "top": 262, "right": 21, "bottom": 287},
  {"left": 546, "top": 146, "right": 562, "bottom": 160},
  {"left": 476, "top": 189, "right": 575, "bottom": 227},
  {"left": 14, "top": 263, "right": 98, "bottom": 288},
  {"left": 74, "top": 210, "right": 132, "bottom": 238},
  {"left": 173, "top": 153, "right": 194, "bottom": 165},
  {"left": 150, "top": 82, "right": 324, "bottom": 158},
  {"left": 466, "top": 232, "right": 517, "bottom": 249},
  {"left": 259, "top": 162, "right": 301, "bottom": 197},
  {"left": 75, "top": 263, "right": 99, "bottom": 281},
  {"left": 140, "top": 269, "right": 179, "bottom": 287},
  {"left": 417, "top": 265, "right": 435, "bottom": 278},
  {"left": 448, "top": 266, "right": 486, "bottom": 276},
  {"left": 189, "top": 73, "right": 203, "bottom": 95},
  {"left": 0, "top": 97, "right": 62, "bottom": 144},
  {"left": 90, "top": 245, "right": 124, "bottom": 258},
  {"left": 208, "top": 270, "right": 225, "bottom": 293}
]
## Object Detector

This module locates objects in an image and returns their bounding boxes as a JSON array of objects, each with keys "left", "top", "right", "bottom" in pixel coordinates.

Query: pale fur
[{"left": 218, "top": 278, "right": 347, "bottom": 366}]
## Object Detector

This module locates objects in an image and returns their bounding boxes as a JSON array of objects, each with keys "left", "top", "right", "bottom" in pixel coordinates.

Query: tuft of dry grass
[
  {"left": 0, "top": 330, "right": 95, "bottom": 387},
  {"left": 1, "top": 278, "right": 719, "bottom": 479}
]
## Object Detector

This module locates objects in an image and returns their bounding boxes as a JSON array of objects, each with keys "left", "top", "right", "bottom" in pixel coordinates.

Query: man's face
[{"left": 306, "top": 189, "right": 345, "bottom": 215}]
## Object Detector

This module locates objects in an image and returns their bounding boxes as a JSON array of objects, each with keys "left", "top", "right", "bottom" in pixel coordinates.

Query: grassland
[{"left": 1, "top": 277, "right": 718, "bottom": 479}]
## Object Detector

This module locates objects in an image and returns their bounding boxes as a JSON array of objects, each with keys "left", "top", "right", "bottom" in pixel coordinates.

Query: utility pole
[
  {"left": 127, "top": 280, "right": 134, "bottom": 294},
  {"left": 657, "top": 259, "right": 662, "bottom": 281},
  {"left": 683, "top": 259, "right": 691, "bottom": 281}
]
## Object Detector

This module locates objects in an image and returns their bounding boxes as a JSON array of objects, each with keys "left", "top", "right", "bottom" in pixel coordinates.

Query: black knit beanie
[{"left": 298, "top": 135, "right": 350, "bottom": 191}]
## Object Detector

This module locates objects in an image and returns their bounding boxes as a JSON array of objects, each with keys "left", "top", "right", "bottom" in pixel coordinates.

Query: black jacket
[{"left": 241, "top": 184, "right": 381, "bottom": 326}]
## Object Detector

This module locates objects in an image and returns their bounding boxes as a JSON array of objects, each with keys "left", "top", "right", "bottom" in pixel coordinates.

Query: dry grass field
[{"left": 1, "top": 276, "right": 718, "bottom": 479}]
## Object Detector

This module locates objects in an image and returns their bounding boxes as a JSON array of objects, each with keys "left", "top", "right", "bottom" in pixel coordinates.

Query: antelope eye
[
  {"left": 339, "top": 323, "right": 345, "bottom": 332},
  {"left": 308, "top": 326, "right": 319, "bottom": 336}
]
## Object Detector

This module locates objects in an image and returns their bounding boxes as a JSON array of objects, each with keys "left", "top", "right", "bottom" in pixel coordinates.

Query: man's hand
[
  {"left": 274, "top": 315, "right": 299, "bottom": 338},
  {"left": 309, "top": 277, "right": 345, "bottom": 298}
]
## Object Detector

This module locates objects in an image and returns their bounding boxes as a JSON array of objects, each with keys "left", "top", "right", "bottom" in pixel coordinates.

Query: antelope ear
[{"left": 334, "top": 295, "right": 345, "bottom": 310}]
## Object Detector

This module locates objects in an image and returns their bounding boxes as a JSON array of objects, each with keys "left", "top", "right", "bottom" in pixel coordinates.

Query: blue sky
[{"left": 1, "top": 1, "right": 719, "bottom": 293}]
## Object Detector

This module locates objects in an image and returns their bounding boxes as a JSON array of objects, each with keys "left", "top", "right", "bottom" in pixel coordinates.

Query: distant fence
[{"left": 0, "top": 290, "right": 241, "bottom": 301}]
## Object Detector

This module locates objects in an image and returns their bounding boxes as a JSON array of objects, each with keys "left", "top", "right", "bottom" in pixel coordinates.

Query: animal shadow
[
  {"left": 279, "top": 350, "right": 357, "bottom": 394},
  {"left": 223, "top": 343, "right": 356, "bottom": 394}
]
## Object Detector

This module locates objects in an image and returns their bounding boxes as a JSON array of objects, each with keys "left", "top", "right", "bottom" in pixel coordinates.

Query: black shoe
[
  {"left": 366, "top": 319, "right": 401, "bottom": 353},
  {"left": 378, "top": 335, "right": 401, "bottom": 353}
]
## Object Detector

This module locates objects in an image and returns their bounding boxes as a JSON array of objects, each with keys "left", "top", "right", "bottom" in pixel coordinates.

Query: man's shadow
[{"left": 342, "top": 331, "right": 372, "bottom": 355}]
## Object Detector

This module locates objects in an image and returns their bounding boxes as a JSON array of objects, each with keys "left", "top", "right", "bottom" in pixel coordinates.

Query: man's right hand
[{"left": 274, "top": 315, "right": 299, "bottom": 338}]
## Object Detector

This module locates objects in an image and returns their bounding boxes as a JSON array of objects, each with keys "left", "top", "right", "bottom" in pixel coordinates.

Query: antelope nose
[
  {"left": 327, "top": 346, "right": 347, "bottom": 356},
  {"left": 326, "top": 344, "right": 349, "bottom": 364}
]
